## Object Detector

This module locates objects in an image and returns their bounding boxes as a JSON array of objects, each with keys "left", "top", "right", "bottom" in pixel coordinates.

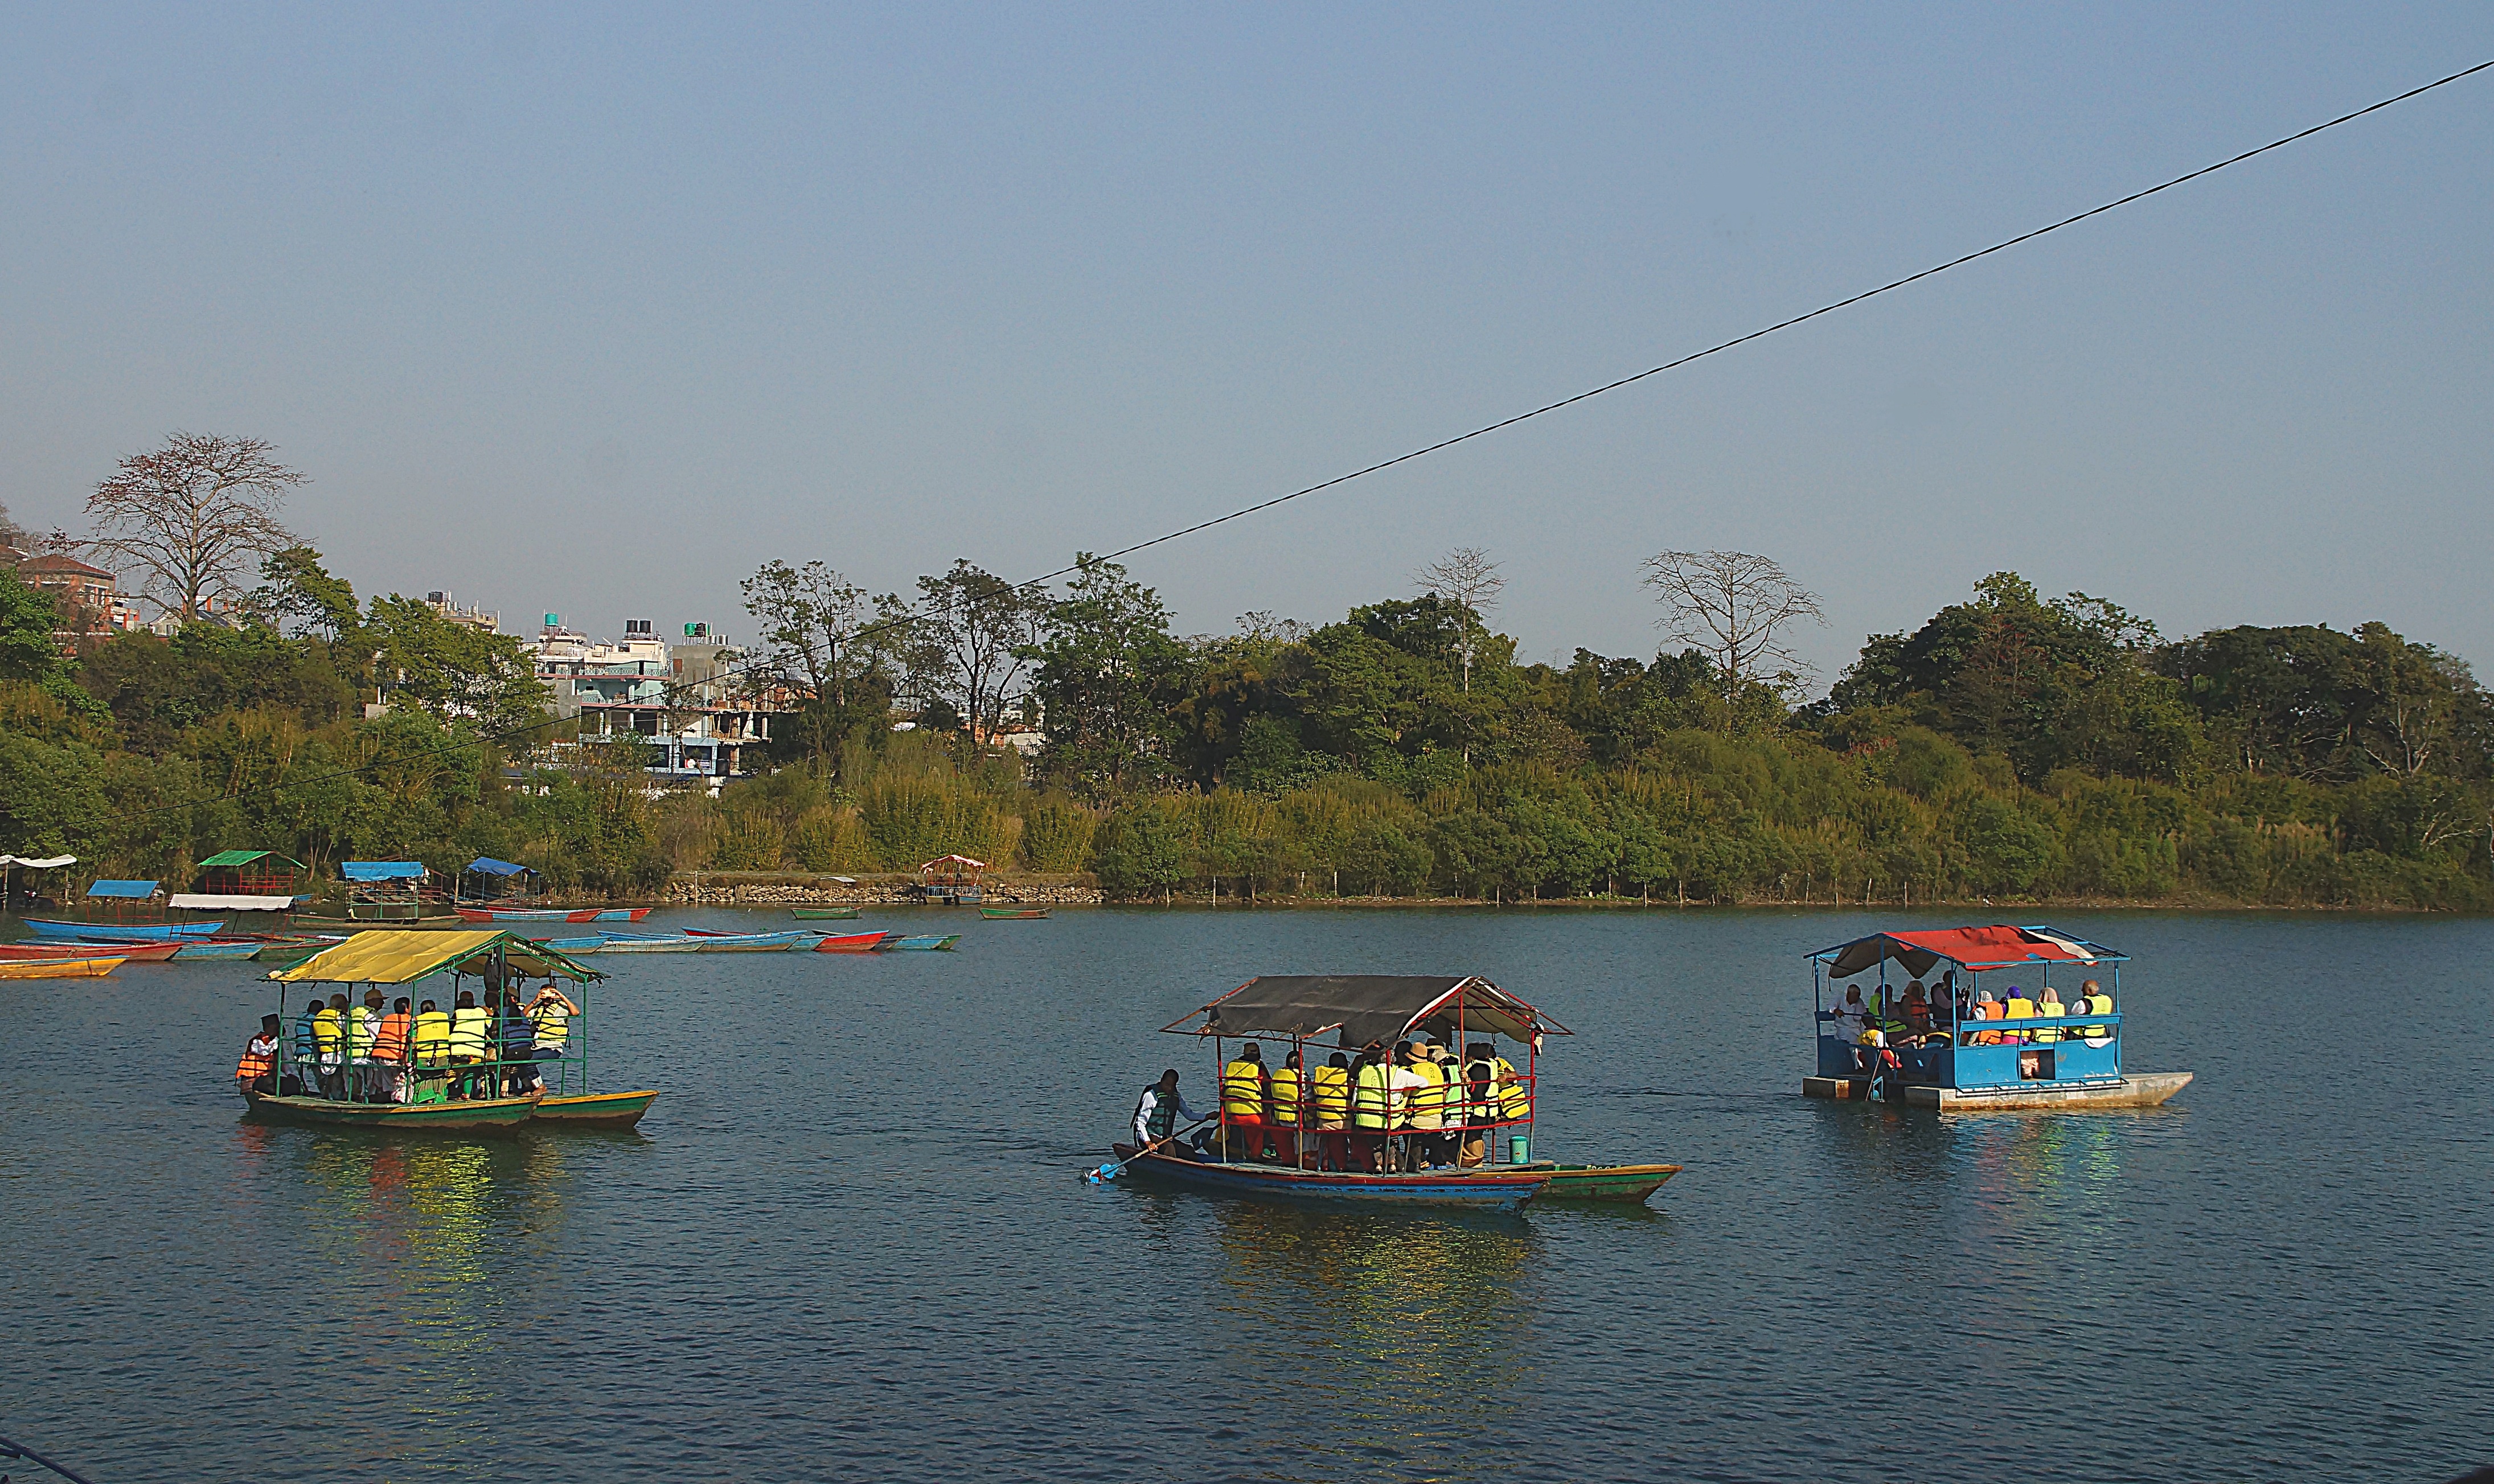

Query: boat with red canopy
[
  {"left": 1803, "top": 923, "right": 2192, "bottom": 1110},
  {"left": 1107, "top": 973, "right": 1569, "bottom": 1210}
]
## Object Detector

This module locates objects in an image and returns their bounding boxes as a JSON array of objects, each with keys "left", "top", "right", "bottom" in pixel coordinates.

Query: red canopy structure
[{"left": 1810, "top": 924, "right": 2123, "bottom": 979}]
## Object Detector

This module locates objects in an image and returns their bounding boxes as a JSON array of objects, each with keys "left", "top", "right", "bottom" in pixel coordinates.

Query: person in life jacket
[
  {"left": 2034, "top": 986, "right": 2068, "bottom": 1043},
  {"left": 1130, "top": 1069, "right": 1204, "bottom": 1158},
  {"left": 312, "top": 994, "right": 347, "bottom": 1099},
  {"left": 1220, "top": 1042, "right": 1270, "bottom": 1161},
  {"left": 1488, "top": 1047, "right": 1532, "bottom": 1142},
  {"left": 1308, "top": 1053, "right": 1352, "bottom": 1171},
  {"left": 527, "top": 983, "right": 580, "bottom": 1092},
  {"left": 2001, "top": 986, "right": 2038, "bottom": 1046},
  {"left": 236, "top": 1014, "right": 281, "bottom": 1095},
  {"left": 1267, "top": 1050, "right": 1305, "bottom": 1166},
  {"left": 371, "top": 996, "right": 413, "bottom": 1103},
  {"left": 1349, "top": 1042, "right": 1394, "bottom": 1172},
  {"left": 1413, "top": 1043, "right": 1458, "bottom": 1169},
  {"left": 344, "top": 990, "right": 384, "bottom": 1101},
  {"left": 1460, "top": 1042, "right": 1499, "bottom": 1167},
  {"left": 411, "top": 999, "right": 452, "bottom": 1103},
  {"left": 2075, "top": 977, "right": 2115, "bottom": 1043},
  {"left": 499, "top": 988, "right": 540, "bottom": 1097},
  {"left": 448, "top": 990, "right": 492, "bottom": 1100},
  {"left": 1967, "top": 989, "right": 2005, "bottom": 1045}
]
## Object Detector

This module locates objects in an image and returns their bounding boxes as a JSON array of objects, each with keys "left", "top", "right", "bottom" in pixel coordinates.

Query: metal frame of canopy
[
  {"left": 1159, "top": 974, "right": 1570, "bottom": 1173},
  {"left": 339, "top": 861, "right": 432, "bottom": 920}
]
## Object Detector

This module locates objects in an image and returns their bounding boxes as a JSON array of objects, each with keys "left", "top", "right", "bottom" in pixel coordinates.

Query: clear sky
[{"left": 4, "top": 4, "right": 2488, "bottom": 684}]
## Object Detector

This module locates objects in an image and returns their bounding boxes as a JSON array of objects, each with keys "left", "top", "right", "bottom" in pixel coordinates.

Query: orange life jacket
[
  {"left": 375, "top": 1012, "right": 412, "bottom": 1061},
  {"left": 236, "top": 1040, "right": 276, "bottom": 1080}
]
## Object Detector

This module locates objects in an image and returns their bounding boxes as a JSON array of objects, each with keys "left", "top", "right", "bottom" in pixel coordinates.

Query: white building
[{"left": 531, "top": 615, "right": 780, "bottom": 786}]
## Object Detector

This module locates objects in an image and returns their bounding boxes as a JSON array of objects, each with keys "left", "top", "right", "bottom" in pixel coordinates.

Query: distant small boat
[
  {"left": 1533, "top": 1162, "right": 1683, "bottom": 1203},
  {"left": 174, "top": 940, "right": 266, "bottom": 960},
  {"left": 0, "top": 956, "right": 126, "bottom": 979},
  {"left": 688, "top": 930, "right": 822, "bottom": 952},
  {"left": 813, "top": 931, "right": 889, "bottom": 953},
  {"left": 790, "top": 906, "right": 860, "bottom": 920},
  {"left": 979, "top": 906, "right": 1051, "bottom": 920},
  {"left": 0, "top": 940, "right": 182, "bottom": 962},
  {"left": 23, "top": 918, "right": 223, "bottom": 940},
  {"left": 583, "top": 934, "right": 703, "bottom": 954},
  {"left": 877, "top": 933, "right": 961, "bottom": 952},
  {"left": 456, "top": 906, "right": 650, "bottom": 924}
]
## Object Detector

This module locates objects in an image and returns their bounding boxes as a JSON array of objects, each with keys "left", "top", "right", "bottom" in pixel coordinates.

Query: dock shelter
[
  {"left": 0, "top": 854, "right": 75, "bottom": 910},
  {"left": 196, "top": 850, "right": 304, "bottom": 897},
  {"left": 460, "top": 856, "right": 540, "bottom": 905},
  {"left": 341, "top": 861, "right": 431, "bottom": 920}
]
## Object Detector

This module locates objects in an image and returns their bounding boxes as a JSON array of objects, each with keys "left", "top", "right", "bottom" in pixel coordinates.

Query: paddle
[{"left": 1083, "top": 1117, "right": 1212, "bottom": 1184}]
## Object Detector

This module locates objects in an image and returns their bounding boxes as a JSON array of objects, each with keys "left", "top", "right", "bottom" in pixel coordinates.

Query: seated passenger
[
  {"left": 1830, "top": 986, "right": 1868, "bottom": 1048},
  {"left": 1902, "top": 985, "right": 1934, "bottom": 1039},
  {"left": 1967, "top": 989, "right": 2003, "bottom": 1045},
  {"left": 2001, "top": 986, "right": 2037, "bottom": 1045},
  {"left": 2077, "top": 977, "right": 2115, "bottom": 1041},
  {"left": 2035, "top": 986, "right": 2067, "bottom": 1042}
]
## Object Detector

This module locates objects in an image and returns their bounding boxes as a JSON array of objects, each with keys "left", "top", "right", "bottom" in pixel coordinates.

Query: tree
[
  {"left": 740, "top": 560, "right": 893, "bottom": 767},
  {"left": 364, "top": 595, "right": 546, "bottom": 739},
  {"left": 86, "top": 433, "right": 306, "bottom": 620},
  {"left": 0, "top": 569, "right": 67, "bottom": 683},
  {"left": 1639, "top": 549, "right": 1824, "bottom": 692},
  {"left": 247, "top": 545, "right": 360, "bottom": 642},
  {"left": 1413, "top": 545, "right": 1504, "bottom": 692},
  {"left": 911, "top": 560, "right": 1049, "bottom": 742},
  {"left": 1026, "top": 555, "right": 1186, "bottom": 794}
]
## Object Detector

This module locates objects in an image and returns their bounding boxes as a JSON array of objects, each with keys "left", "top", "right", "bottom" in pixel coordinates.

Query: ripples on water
[{"left": 3, "top": 908, "right": 2489, "bottom": 1481}]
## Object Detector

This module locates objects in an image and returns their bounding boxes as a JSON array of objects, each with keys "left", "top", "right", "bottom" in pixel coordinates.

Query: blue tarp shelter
[
  {"left": 342, "top": 861, "right": 428, "bottom": 882},
  {"left": 466, "top": 858, "right": 531, "bottom": 877},
  {"left": 87, "top": 879, "right": 161, "bottom": 898}
]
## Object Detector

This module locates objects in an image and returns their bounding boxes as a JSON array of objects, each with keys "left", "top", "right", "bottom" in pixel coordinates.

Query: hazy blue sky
[{"left": 5, "top": 4, "right": 2488, "bottom": 683}]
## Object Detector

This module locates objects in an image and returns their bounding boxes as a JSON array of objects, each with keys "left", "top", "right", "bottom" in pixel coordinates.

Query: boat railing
[{"left": 271, "top": 1043, "right": 579, "bottom": 1104}]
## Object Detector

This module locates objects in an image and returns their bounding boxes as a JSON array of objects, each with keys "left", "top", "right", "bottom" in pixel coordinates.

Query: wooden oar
[{"left": 1084, "top": 1118, "right": 1211, "bottom": 1184}]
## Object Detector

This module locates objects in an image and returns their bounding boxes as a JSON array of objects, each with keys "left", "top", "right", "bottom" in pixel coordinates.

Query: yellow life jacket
[
  {"left": 1351, "top": 1062, "right": 1393, "bottom": 1131},
  {"left": 449, "top": 1007, "right": 491, "bottom": 1058},
  {"left": 2079, "top": 993, "right": 2114, "bottom": 1038},
  {"left": 1405, "top": 1059, "right": 1447, "bottom": 1129},
  {"left": 1267, "top": 1067, "right": 1302, "bottom": 1125},
  {"left": 412, "top": 1012, "right": 452, "bottom": 1067},
  {"left": 311, "top": 1008, "right": 342, "bottom": 1055},
  {"left": 1493, "top": 1057, "right": 1531, "bottom": 1122},
  {"left": 531, "top": 1000, "right": 571, "bottom": 1049},
  {"left": 1309, "top": 1065, "right": 1349, "bottom": 1127},
  {"left": 2004, "top": 996, "right": 2036, "bottom": 1020},
  {"left": 1220, "top": 1059, "right": 1265, "bottom": 1118},
  {"left": 2035, "top": 999, "right": 2066, "bottom": 1042},
  {"left": 346, "top": 1009, "right": 378, "bottom": 1057}
]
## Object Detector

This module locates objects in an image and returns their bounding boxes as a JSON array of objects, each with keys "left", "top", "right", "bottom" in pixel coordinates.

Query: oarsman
[
  {"left": 236, "top": 1014, "right": 281, "bottom": 1095},
  {"left": 1220, "top": 1042, "right": 1270, "bottom": 1161},
  {"left": 1130, "top": 1069, "right": 1204, "bottom": 1158}
]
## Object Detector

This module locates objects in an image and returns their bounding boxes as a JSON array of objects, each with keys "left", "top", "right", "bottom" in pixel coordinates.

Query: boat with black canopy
[
  {"left": 1802, "top": 923, "right": 2192, "bottom": 1111},
  {"left": 1109, "top": 973, "right": 1568, "bottom": 1210}
]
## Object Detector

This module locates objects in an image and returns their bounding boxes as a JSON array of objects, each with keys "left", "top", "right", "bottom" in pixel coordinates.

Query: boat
[
  {"left": 790, "top": 906, "right": 860, "bottom": 920},
  {"left": 877, "top": 933, "right": 960, "bottom": 951},
  {"left": 1119, "top": 973, "right": 1572, "bottom": 1210},
  {"left": 0, "top": 940, "right": 183, "bottom": 962},
  {"left": 256, "top": 929, "right": 616, "bottom": 1134},
  {"left": 1532, "top": 1162, "right": 1683, "bottom": 1203},
  {"left": 979, "top": 906, "right": 1051, "bottom": 920},
  {"left": 174, "top": 940, "right": 269, "bottom": 960},
  {"left": 532, "top": 1089, "right": 661, "bottom": 1128},
  {"left": 454, "top": 906, "right": 650, "bottom": 924},
  {"left": 813, "top": 931, "right": 890, "bottom": 953},
  {"left": 694, "top": 930, "right": 822, "bottom": 952},
  {"left": 910, "top": 854, "right": 986, "bottom": 905},
  {"left": 1801, "top": 924, "right": 2193, "bottom": 1111},
  {"left": 23, "top": 918, "right": 223, "bottom": 940},
  {"left": 0, "top": 956, "right": 126, "bottom": 979},
  {"left": 252, "top": 939, "right": 335, "bottom": 964}
]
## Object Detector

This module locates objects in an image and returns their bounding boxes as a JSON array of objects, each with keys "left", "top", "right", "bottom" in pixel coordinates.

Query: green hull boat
[
  {"left": 243, "top": 1090, "right": 542, "bottom": 1134},
  {"left": 532, "top": 1090, "right": 660, "bottom": 1128},
  {"left": 1533, "top": 1162, "right": 1682, "bottom": 1203},
  {"left": 790, "top": 906, "right": 860, "bottom": 920}
]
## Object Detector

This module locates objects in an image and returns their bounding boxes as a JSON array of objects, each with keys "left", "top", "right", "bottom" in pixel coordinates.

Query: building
[
  {"left": 531, "top": 615, "right": 785, "bottom": 787},
  {"left": 5, "top": 550, "right": 146, "bottom": 654},
  {"left": 424, "top": 591, "right": 501, "bottom": 632}
]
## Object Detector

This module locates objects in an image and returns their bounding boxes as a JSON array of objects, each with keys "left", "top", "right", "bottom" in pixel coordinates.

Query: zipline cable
[{"left": 65, "top": 56, "right": 2494, "bottom": 829}]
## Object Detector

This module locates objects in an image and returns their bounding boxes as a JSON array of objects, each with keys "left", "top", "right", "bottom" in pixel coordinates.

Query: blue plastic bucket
[{"left": 1508, "top": 1134, "right": 1529, "bottom": 1165}]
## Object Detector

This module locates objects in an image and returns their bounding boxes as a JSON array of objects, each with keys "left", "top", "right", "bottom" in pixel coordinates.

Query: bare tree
[
  {"left": 1414, "top": 545, "right": 1506, "bottom": 691},
  {"left": 87, "top": 433, "right": 305, "bottom": 619},
  {"left": 1639, "top": 549, "right": 1824, "bottom": 690}
]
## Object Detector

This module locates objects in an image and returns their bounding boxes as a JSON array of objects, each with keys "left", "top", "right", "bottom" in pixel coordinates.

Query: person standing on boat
[
  {"left": 1831, "top": 986, "right": 1870, "bottom": 1067},
  {"left": 528, "top": 982, "right": 580, "bottom": 1093},
  {"left": 1220, "top": 1043, "right": 1271, "bottom": 1161},
  {"left": 1131, "top": 1070, "right": 1204, "bottom": 1157},
  {"left": 448, "top": 990, "right": 491, "bottom": 1099},
  {"left": 1268, "top": 1050, "right": 1305, "bottom": 1166},
  {"left": 1309, "top": 1053, "right": 1352, "bottom": 1171},
  {"left": 1349, "top": 1043, "right": 1394, "bottom": 1172},
  {"left": 374, "top": 997, "right": 413, "bottom": 1103},
  {"left": 236, "top": 1014, "right": 281, "bottom": 1096}
]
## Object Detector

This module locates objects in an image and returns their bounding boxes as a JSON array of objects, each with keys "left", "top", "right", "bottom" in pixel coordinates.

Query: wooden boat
[
  {"left": 252, "top": 939, "right": 334, "bottom": 964},
  {"left": 456, "top": 905, "right": 649, "bottom": 923},
  {"left": 1532, "top": 1162, "right": 1683, "bottom": 1202},
  {"left": 1803, "top": 924, "right": 2191, "bottom": 1112},
  {"left": 877, "top": 933, "right": 960, "bottom": 952},
  {"left": 244, "top": 1088, "right": 542, "bottom": 1133},
  {"left": 1110, "top": 1144, "right": 1550, "bottom": 1210},
  {"left": 531, "top": 1089, "right": 661, "bottom": 1128},
  {"left": 813, "top": 930, "right": 890, "bottom": 953},
  {"left": 790, "top": 906, "right": 860, "bottom": 920},
  {"left": 979, "top": 906, "right": 1051, "bottom": 920},
  {"left": 0, "top": 940, "right": 182, "bottom": 962},
  {"left": 0, "top": 956, "right": 126, "bottom": 979},
  {"left": 175, "top": 940, "right": 266, "bottom": 960},
  {"left": 23, "top": 918, "right": 223, "bottom": 940},
  {"left": 680, "top": 929, "right": 820, "bottom": 952}
]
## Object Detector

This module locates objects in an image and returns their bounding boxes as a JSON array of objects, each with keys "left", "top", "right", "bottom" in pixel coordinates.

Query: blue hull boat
[
  {"left": 1110, "top": 1145, "right": 1549, "bottom": 1210},
  {"left": 174, "top": 941, "right": 265, "bottom": 960},
  {"left": 878, "top": 934, "right": 961, "bottom": 952},
  {"left": 23, "top": 919, "right": 225, "bottom": 941}
]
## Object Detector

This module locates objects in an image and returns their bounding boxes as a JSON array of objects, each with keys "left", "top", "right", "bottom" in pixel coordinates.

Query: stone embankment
[{"left": 663, "top": 872, "right": 1101, "bottom": 906}]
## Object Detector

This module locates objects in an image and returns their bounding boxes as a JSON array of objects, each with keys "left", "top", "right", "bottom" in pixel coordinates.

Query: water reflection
[{"left": 1203, "top": 1201, "right": 1540, "bottom": 1478}]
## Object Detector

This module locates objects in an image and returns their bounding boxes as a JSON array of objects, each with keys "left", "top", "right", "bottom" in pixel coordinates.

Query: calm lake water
[{"left": 3, "top": 907, "right": 2489, "bottom": 1482}]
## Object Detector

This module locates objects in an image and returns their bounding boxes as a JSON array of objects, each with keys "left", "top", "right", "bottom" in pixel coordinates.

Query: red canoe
[
  {"left": 813, "top": 931, "right": 890, "bottom": 953},
  {"left": 0, "top": 940, "right": 183, "bottom": 962}
]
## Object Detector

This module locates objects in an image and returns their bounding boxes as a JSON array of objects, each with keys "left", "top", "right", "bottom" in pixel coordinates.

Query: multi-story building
[
  {"left": 423, "top": 590, "right": 501, "bottom": 632},
  {"left": 531, "top": 615, "right": 783, "bottom": 786},
  {"left": 5, "top": 550, "right": 147, "bottom": 653}
]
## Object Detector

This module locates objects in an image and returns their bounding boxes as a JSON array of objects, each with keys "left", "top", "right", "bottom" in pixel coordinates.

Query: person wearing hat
[
  {"left": 1219, "top": 1042, "right": 1270, "bottom": 1161},
  {"left": 235, "top": 1014, "right": 281, "bottom": 1096}
]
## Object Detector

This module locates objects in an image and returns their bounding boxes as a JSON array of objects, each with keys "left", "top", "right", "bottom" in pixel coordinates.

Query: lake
[{"left": 3, "top": 907, "right": 2489, "bottom": 1482}]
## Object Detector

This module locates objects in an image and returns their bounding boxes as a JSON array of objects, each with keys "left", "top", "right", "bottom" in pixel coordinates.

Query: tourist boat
[
  {"left": 0, "top": 956, "right": 127, "bottom": 979},
  {"left": 255, "top": 928, "right": 638, "bottom": 1134},
  {"left": 24, "top": 917, "right": 223, "bottom": 940},
  {"left": 910, "top": 854, "right": 986, "bottom": 905},
  {"left": 1532, "top": 1162, "right": 1683, "bottom": 1203},
  {"left": 1802, "top": 924, "right": 2193, "bottom": 1111},
  {"left": 455, "top": 905, "right": 650, "bottom": 924},
  {"left": 813, "top": 931, "right": 890, "bottom": 953},
  {"left": 978, "top": 906, "right": 1051, "bottom": 920},
  {"left": 877, "top": 933, "right": 960, "bottom": 951},
  {"left": 790, "top": 906, "right": 860, "bottom": 920},
  {"left": 0, "top": 940, "right": 183, "bottom": 962},
  {"left": 1117, "top": 973, "right": 1573, "bottom": 1210}
]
